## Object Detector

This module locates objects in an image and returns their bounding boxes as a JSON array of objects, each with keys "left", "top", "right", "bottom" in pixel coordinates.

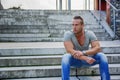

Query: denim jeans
[{"left": 61, "top": 52, "right": 110, "bottom": 80}]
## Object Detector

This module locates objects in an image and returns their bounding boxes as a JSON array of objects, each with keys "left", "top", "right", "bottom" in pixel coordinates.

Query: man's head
[{"left": 72, "top": 16, "right": 84, "bottom": 34}]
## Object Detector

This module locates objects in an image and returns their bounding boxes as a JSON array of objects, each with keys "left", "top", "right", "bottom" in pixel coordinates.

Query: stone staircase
[
  {"left": 0, "top": 41, "right": 120, "bottom": 80},
  {"left": 0, "top": 10, "right": 112, "bottom": 42},
  {"left": 0, "top": 10, "right": 120, "bottom": 80}
]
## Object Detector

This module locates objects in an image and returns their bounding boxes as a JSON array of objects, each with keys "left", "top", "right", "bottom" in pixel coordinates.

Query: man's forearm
[{"left": 84, "top": 47, "right": 101, "bottom": 56}]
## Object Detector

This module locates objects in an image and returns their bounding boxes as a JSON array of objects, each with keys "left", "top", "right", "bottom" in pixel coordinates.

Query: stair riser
[
  {"left": 0, "top": 25, "right": 48, "bottom": 29},
  {"left": 0, "top": 28, "right": 104, "bottom": 31},
  {"left": 0, "top": 10, "right": 79, "bottom": 15},
  {"left": 0, "top": 26, "right": 104, "bottom": 32},
  {"left": 51, "top": 32, "right": 108, "bottom": 37},
  {"left": 0, "top": 10, "right": 46, "bottom": 15},
  {"left": 0, "top": 37, "right": 63, "bottom": 42},
  {"left": 0, "top": 25, "right": 102, "bottom": 30},
  {"left": 0, "top": 47, "right": 119, "bottom": 56},
  {"left": 0, "top": 17, "right": 47, "bottom": 22},
  {"left": 0, "top": 57, "right": 61, "bottom": 67},
  {"left": 0, "top": 34, "right": 50, "bottom": 38},
  {"left": 0, "top": 22, "right": 46, "bottom": 25},
  {"left": 0, "top": 29, "right": 50, "bottom": 33},
  {"left": 0, "top": 37, "right": 112, "bottom": 42},
  {"left": 0, "top": 30, "right": 105, "bottom": 35},
  {"left": 0, "top": 55, "right": 120, "bottom": 67},
  {"left": 0, "top": 15, "right": 47, "bottom": 18},
  {"left": 3, "top": 76, "right": 120, "bottom": 80},
  {"left": 0, "top": 66, "right": 119, "bottom": 79},
  {"left": 0, "top": 10, "right": 89, "bottom": 14}
]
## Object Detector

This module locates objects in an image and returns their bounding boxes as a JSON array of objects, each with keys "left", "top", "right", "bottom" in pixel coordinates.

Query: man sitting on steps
[{"left": 61, "top": 16, "right": 110, "bottom": 80}]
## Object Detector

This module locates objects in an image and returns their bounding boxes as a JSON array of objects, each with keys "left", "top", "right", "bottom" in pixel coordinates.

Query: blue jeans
[{"left": 61, "top": 52, "right": 110, "bottom": 80}]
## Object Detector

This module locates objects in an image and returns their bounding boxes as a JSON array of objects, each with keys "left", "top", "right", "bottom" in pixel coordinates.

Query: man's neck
[{"left": 75, "top": 30, "right": 84, "bottom": 38}]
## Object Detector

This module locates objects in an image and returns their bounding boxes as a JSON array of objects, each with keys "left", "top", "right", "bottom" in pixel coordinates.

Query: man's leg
[
  {"left": 61, "top": 54, "right": 71, "bottom": 80},
  {"left": 93, "top": 52, "right": 110, "bottom": 80},
  {"left": 61, "top": 53, "right": 84, "bottom": 80}
]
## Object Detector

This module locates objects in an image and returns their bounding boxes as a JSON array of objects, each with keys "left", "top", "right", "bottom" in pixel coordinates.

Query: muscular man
[{"left": 61, "top": 16, "right": 110, "bottom": 80}]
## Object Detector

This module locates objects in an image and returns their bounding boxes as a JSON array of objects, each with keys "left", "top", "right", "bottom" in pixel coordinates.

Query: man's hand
[
  {"left": 72, "top": 51, "right": 83, "bottom": 59},
  {"left": 72, "top": 51, "right": 96, "bottom": 64},
  {"left": 85, "top": 57, "right": 96, "bottom": 64}
]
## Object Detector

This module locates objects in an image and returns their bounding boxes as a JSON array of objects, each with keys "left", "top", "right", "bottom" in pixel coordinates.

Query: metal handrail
[
  {"left": 105, "top": 0, "right": 120, "bottom": 36},
  {"left": 105, "top": 0, "right": 120, "bottom": 11}
]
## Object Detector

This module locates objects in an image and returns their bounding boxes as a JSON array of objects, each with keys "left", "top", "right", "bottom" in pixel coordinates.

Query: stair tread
[
  {"left": 4, "top": 75, "right": 120, "bottom": 80},
  {"left": 0, "top": 64, "right": 120, "bottom": 71},
  {"left": 0, "top": 41, "right": 120, "bottom": 49},
  {"left": 0, "top": 54, "right": 120, "bottom": 59}
]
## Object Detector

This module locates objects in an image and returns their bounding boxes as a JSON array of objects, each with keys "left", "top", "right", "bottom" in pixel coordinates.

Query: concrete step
[
  {"left": 0, "top": 10, "right": 90, "bottom": 14},
  {"left": 0, "top": 36, "right": 111, "bottom": 42},
  {"left": 0, "top": 41, "right": 120, "bottom": 56},
  {"left": 49, "top": 26, "right": 104, "bottom": 31},
  {"left": 0, "top": 28, "right": 104, "bottom": 34},
  {"left": 0, "top": 54, "right": 120, "bottom": 67},
  {"left": 0, "top": 10, "right": 96, "bottom": 25},
  {"left": 0, "top": 9, "right": 45, "bottom": 14},
  {"left": 0, "top": 10, "right": 92, "bottom": 19},
  {"left": 0, "top": 17, "right": 47, "bottom": 21},
  {"left": 0, "top": 64, "right": 120, "bottom": 79},
  {"left": 0, "top": 14, "right": 47, "bottom": 18},
  {"left": 0, "top": 18, "right": 47, "bottom": 25},
  {"left": 47, "top": 11, "right": 97, "bottom": 24},
  {"left": 4, "top": 75, "right": 120, "bottom": 80},
  {"left": 50, "top": 29, "right": 105, "bottom": 33},
  {"left": 50, "top": 31, "right": 108, "bottom": 37},
  {"left": 0, "top": 24, "right": 102, "bottom": 31},
  {"left": 0, "top": 37, "right": 63, "bottom": 42},
  {"left": 0, "top": 29, "right": 50, "bottom": 34},
  {"left": 49, "top": 25, "right": 102, "bottom": 30},
  {"left": 0, "top": 25, "right": 48, "bottom": 29},
  {"left": 0, "top": 34, "right": 50, "bottom": 38},
  {"left": 0, "top": 10, "right": 83, "bottom": 15}
]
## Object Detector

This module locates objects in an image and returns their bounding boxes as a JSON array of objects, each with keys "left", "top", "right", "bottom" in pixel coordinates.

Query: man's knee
[
  {"left": 62, "top": 53, "right": 72, "bottom": 65},
  {"left": 95, "top": 52, "right": 108, "bottom": 62}
]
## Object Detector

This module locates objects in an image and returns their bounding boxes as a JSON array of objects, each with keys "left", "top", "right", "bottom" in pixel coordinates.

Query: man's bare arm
[
  {"left": 64, "top": 41, "right": 76, "bottom": 55},
  {"left": 84, "top": 40, "right": 102, "bottom": 56},
  {"left": 64, "top": 41, "right": 96, "bottom": 64},
  {"left": 64, "top": 41, "right": 88, "bottom": 60}
]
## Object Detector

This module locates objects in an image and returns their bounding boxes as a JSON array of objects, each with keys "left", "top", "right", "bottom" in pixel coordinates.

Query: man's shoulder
[
  {"left": 85, "top": 30, "right": 95, "bottom": 35},
  {"left": 64, "top": 31, "right": 74, "bottom": 41},
  {"left": 64, "top": 30, "right": 74, "bottom": 36}
]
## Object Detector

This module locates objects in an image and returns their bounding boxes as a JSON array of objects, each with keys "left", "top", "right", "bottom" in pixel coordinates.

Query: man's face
[{"left": 72, "top": 19, "right": 84, "bottom": 34}]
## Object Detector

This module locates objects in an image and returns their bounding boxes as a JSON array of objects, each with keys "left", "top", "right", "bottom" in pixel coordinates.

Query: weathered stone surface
[
  {"left": 0, "top": 54, "right": 120, "bottom": 67},
  {"left": 3, "top": 76, "right": 120, "bottom": 80},
  {"left": 0, "top": 64, "right": 120, "bottom": 79},
  {"left": 0, "top": 10, "right": 112, "bottom": 42}
]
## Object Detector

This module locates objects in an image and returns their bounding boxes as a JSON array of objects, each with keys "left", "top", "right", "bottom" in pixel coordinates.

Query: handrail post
[
  {"left": 113, "top": 9, "right": 116, "bottom": 35},
  {"left": 99, "top": 0, "right": 101, "bottom": 21}
]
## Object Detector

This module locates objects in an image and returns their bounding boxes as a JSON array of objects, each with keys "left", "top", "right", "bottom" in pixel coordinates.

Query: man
[{"left": 61, "top": 16, "right": 110, "bottom": 80}]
